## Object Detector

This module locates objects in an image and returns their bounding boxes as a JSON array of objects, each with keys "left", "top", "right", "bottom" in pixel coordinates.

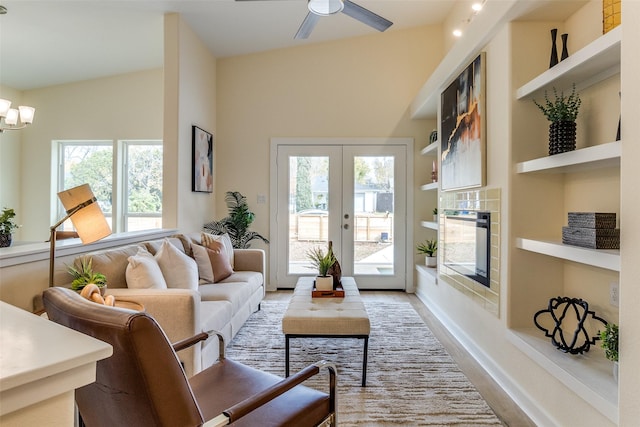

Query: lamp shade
[
  {"left": 57, "top": 184, "right": 111, "bottom": 244},
  {"left": 0, "top": 99, "right": 11, "bottom": 117}
]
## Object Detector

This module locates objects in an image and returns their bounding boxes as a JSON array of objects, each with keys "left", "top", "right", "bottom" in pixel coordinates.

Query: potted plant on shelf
[
  {"left": 433, "top": 208, "right": 438, "bottom": 222},
  {"left": 306, "top": 246, "right": 336, "bottom": 291},
  {"left": 600, "top": 323, "right": 619, "bottom": 381},
  {"left": 0, "top": 207, "right": 20, "bottom": 248},
  {"left": 68, "top": 257, "right": 107, "bottom": 295},
  {"left": 533, "top": 84, "right": 581, "bottom": 155},
  {"left": 417, "top": 239, "right": 437, "bottom": 268}
]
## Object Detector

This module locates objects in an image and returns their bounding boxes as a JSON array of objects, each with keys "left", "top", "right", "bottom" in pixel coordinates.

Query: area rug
[{"left": 225, "top": 301, "right": 503, "bottom": 426}]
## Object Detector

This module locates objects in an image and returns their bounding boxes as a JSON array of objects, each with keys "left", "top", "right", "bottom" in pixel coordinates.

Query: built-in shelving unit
[
  {"left": 420, "top": 141, "right": 438, "bottom": 156},
  {"left": 507, "top": 328, "right": 618, "bottom": 423},
  {"left": 516, "top": 238, "right": 620, "bottom": 271},
  {"left": 416, "top": 264, "right": 438, "bottom": 282},
  {"left": 512, "top": 26, "right": 621, "bottom": 423},
  {"left": 516, "top": 25, "right": 621, "bottom": 100},
  {"left": 420, "top": 221, "right": 438, "bottom": 230},
  {"left": 516, "top": 140, "right": 621, "bottom": 174},
  {"left": 420, "top": 182, "right": 438, "bottom": 192}
]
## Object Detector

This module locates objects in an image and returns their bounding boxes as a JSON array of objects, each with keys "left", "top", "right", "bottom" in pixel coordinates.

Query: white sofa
[{"left": 70, "top": 232, "right": 265, "bottom": 378}]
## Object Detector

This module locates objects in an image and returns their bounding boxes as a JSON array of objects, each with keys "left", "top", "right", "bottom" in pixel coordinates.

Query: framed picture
[
  {"left": 440, "top": 52, "right": 486, "bottom": 191},
  {"left": 192, "top": 125, "right": 213, "bottom": 193}
]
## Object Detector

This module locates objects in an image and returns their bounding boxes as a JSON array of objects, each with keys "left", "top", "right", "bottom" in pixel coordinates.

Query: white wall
[
  {"left": 216, "top": 25, "right": 442, "bottom": 288},
  {"left": 0, "top": 85, "right": 23, "bottom": 239},
  {"left": 163, "top": 13, "right": 217, "bottom": 233}
]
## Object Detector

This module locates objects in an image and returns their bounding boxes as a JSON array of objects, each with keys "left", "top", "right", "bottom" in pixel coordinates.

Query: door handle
[{"left": 343, "top": 224, "right": 349, "bottom": 230}]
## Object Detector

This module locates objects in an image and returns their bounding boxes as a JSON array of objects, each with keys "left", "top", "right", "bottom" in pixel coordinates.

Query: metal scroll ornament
[{"left": 534, "top": 296, "right": 608, "bottom": 355}]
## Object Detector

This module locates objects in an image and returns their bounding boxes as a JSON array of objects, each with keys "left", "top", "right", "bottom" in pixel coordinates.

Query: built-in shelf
[
  {"left": 516, "top": 238, "right": 620, "bottom": 271},
  {"left": 516, "top": 141, "right": 621, "bottom": 174},
  {"left": 416, "top": 264, "right": 438, "bottom": 281},
  {"left": 507, "top": 328, "right": 618, "bottom": 424},
  {"left": 420, "top": 182, "right": 438, "bottom": 192},
  {"left": 420, "top": 221, "right": 438, "bottom": 230},
  {"left": 420, "top": 141, "right": 438, "bottom": 156},
  {"left": 516, "top": 25, "right": 621, "bottom": 100}
]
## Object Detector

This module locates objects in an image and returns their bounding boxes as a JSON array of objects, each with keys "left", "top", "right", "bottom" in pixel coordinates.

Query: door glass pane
[
  {"left": 288, "top": 156, "right": 329, "bottom": 274},
  {"left": 353, "top": 156, "right": 394, "bottom": 275}
]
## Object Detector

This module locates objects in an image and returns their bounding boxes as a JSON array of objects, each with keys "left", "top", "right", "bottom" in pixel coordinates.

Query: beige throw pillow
[
  {"left": 125, "top": 247, "right": 167, "bottom": 289},
  {"left": 191, "top": 243, "right": 215, "bottom": 284},
  {"left": 155, "top": 239, "right": 199, "bottom": 290}
]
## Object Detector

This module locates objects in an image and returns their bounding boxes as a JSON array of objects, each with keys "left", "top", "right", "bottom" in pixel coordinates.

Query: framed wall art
[
  {"left": 440, "top": 52, "right": 486, "bottom": 191},
  {"left": 192, "top": 125, "right": 213, "bottom": 193}
]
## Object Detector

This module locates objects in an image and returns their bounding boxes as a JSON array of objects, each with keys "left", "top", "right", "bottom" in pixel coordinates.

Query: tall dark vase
[
  {"left": 327, "top": 240, "right": 342, "bottom": 289},
  {"left": 560, "top": 33, "right": 569, "bottom": 61},
  {"left": 549, "top": 121, "right": 576, "bottom": 155},
  {"left": 549, "top": 28, "right": 559, "bottom": 68},
  {"left": 0, "top": 233, "right": 12, "bottom": 248}
]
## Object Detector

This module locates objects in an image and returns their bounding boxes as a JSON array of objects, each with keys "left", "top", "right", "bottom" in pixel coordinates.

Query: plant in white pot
[
  {"left": 0, "top": 207, "right": 20, "bottom": 248},
  {"left": 307, "top": 246, "right": 336, "bottom": 291},
  {"left": 68, "top": 257, "right": 107, "bottom": 295},
  {"left": 600, "top": 323, "right": 619, "bottom": 381},
  {"left": 432, "top": 208, "right": 438, "bottom": 222},
  {"left": 417, "top": 239, "right": 437, "bottom": 268}
]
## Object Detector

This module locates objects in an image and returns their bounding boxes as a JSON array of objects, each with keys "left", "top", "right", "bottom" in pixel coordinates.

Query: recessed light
[
  {"left": 472, "top": 3, "right": 483, "bottom": 12},
  {"left": 453, "top": 29, "right": 462, "bottom": 37}
]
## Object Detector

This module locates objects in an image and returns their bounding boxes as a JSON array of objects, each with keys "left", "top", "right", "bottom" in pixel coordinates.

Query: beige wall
[
  {"left": 3, "top": 70, "right": 164, "bottom": 242},
  {"left": 163, "top": 13, "right": 217, "bottom": 233},
  {"left": 0, "top": 85, "right": 23, "bottom": 239},
  {"left": 216, "top": 25, "right": 442, "bottom": 287}
]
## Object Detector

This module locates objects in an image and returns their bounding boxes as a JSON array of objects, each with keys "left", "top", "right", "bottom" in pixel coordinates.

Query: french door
[{"left": 271, "top": 138, "right": 412, "bottom": 290}]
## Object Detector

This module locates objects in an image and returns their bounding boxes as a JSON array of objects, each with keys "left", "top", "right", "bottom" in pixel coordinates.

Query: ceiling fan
[{"left": 238, "top": 0, "right": 393, "bottom": 39}]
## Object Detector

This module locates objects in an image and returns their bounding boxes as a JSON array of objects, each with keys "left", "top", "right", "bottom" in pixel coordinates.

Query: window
[{"left": 57, "top": 140, "right": 162, "bottom": 233}]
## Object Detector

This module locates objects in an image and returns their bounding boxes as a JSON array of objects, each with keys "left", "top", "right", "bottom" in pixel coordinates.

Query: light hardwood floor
[{"left": 264, "top": 290, "right": 536, "bottom": 427}]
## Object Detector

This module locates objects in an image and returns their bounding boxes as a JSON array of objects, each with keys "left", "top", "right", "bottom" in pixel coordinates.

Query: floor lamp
[{"left": 49, "top": 183, "right": 112, "bottom": 287}]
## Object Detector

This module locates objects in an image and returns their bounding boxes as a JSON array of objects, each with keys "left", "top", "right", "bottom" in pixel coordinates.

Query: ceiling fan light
[{"left": 308, "top": 0, "right": 344, "bottom": 16}]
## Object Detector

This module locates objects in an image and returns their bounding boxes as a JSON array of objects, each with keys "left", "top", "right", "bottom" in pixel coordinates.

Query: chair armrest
[
  {"left": 173, "top": 330, "right": 226, "bottom": 358},
  {"left": 233, "top": 249, "right": 265, "bottom": 274},
  {"left": 216, "top": 360, "right": 337, "bottom": 425}
]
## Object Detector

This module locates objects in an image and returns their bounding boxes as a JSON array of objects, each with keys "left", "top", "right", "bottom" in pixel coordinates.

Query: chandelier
[{"left": 0, "top": 98, "right": 35, "bottom": 132}]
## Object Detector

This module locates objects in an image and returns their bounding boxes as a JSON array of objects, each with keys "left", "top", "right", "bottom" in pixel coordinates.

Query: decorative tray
[{"left": 312, "top": 284, "right": 345, "bottom": 298}]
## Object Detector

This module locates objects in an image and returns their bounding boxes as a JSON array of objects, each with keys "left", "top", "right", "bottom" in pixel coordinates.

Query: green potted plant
[
  {"left": 0, "top": 207, "right": 20, "bottom": 248},
  {"left": 68, "top": 257, "right": 107, "bottom": 294},
  {"left": 203, "top": 191, "right": 269, "bottom": 249},
  {"left": 600, "top": 323, "right": 619, "bottom": 381},
  {"left": 306, "top": 246, "right": 336, "bottom": 290},
  {"left": 432, "top": 207, "right": 438, "bottom": 222},
  {"left": 417, "top": 239, "right": 437, "bottom": 268},
  {"left": 533, "top": 84, "right": 581, "bottom": 155}
]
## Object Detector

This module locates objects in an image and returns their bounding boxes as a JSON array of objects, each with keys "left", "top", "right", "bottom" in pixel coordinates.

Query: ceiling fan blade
[
  {"left": 294, "top": 12, "right": 321, "bottom": 39},
  {"left": 341, "top": 0, "right": 393, "bottom": 32}
]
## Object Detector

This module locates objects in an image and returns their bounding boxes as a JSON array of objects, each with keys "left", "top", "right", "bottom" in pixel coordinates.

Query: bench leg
[
  {"left": 285, "top": 335, "right": 290, "bottom": 377},
  {"left": 362, "top": 336, "right": 369, "bottom": 387}
]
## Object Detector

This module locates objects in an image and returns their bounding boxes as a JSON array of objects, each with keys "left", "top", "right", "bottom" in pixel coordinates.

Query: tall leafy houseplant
[
  {"left": 204, "top": 191, "right": 270, "bottom": 249},
  {"left": 533, "top": 84, "right": 581, "bottom": 155}
]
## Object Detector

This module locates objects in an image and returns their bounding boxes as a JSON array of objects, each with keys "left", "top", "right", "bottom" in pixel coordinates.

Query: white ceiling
[{"left": 0, "top": 0, "right": 457, "bottom": 90}]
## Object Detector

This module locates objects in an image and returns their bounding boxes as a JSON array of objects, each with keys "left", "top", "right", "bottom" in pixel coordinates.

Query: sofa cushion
[
  {"left": 198, "top": 282, "right": 260, "bottom": 313},
  {"left": 219, "top": 271, "right": 263, "bottom": 288},
  {"left": 191, "top": 244, "right": 215, "bottom": 284},
  {"left": 200, "top": 232, "right": 235, "bottom": 269},
  {"left": 155, "top": 239, "right": 199, "bottom": 290},
  {"left": 126, "top": 247, "right": 168, "bottom": 289},
  {"left": 83, "top": 244, "right": 142, "bottom": 289},
  {"left": 199, "top": 300, "right": 233, "bottom": 343},
  {"left": 144, "top": 237, "right": 186, "bottom": 255}
]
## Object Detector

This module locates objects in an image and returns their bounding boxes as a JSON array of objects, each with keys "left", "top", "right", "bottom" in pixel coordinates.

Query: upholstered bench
[{"left": 282, "top": 276, "right": 370, "bottom": 386}]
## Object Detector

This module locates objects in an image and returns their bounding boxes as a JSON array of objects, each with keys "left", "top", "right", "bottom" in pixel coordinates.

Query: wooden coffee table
[{"left": 282, "top": 276, "right": 370, "bottom": 386}]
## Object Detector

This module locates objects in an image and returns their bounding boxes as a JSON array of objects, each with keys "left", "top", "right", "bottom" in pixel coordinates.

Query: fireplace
[{"left": 442, "top": 210, "right": 491, "bottom": 287}]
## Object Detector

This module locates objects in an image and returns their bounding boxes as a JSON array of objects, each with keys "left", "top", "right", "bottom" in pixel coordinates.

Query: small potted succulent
[
  {"left": 307, "top": 246, "right": 336, "bottom": 291},
  {"left": 533, "top": 84, "right": 581, "bottom": 155},
  {"left": 600, "top": 323, "right": 619, "bottom": 381},
  {"left": 0, "top": 207, "right": 20, "bottom": 248},
  {"left": 433, "top": 208, "right": 438, "bottom": 222},
  {"left": 417, "top": 239, "right": 437, "bottom": 268},
  {"left": 68, "top": 257, "right": 107, "bottom": 294}
]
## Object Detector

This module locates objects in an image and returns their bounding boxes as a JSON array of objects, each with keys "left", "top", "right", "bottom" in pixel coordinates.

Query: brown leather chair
[{"left": 42, "top": 287, "right": 336, "bottom": 427}]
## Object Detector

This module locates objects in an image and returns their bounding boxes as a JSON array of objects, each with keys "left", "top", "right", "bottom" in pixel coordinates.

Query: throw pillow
[
  {"left": 204, "top": 240, "right": 233, "bottom": 283},
  {"left": 201, "top": 232, "right": 235, "bottom": 268},
  {"left": 191, "top": 243, "right": 215, "bottom": 284},
  {"left": 155, "top": 239, "right": 199, "bottom": 290},
  {"left": 126, "top": 247, "right": 167, "bottom": 289}
]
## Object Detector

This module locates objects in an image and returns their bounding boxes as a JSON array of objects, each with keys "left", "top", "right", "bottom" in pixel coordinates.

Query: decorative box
[
  {"left": 567, "top": 212, "right": 616, "bottom": 229},
  {"left": 562, "top": 226, "right": 620, "bottom": 249}
]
